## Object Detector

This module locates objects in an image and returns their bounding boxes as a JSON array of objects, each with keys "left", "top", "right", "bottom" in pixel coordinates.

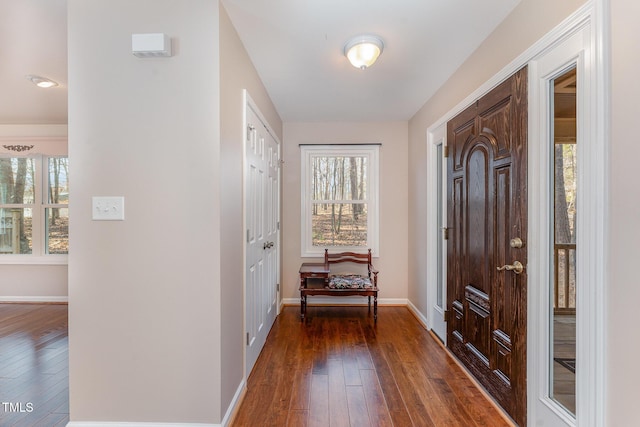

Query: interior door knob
[{"left": 497, "top": 261, "right": 524, "bottom": 274}]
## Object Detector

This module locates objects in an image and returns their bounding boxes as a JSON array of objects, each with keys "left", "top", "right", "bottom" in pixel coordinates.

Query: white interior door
[{"left": 245, "top": 99, "right": 279, "bottom": 375}]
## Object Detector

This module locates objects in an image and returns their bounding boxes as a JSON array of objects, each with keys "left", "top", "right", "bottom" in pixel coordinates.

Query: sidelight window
[{"left": 549, "top": 67, "right": 577, "bottom": 415}]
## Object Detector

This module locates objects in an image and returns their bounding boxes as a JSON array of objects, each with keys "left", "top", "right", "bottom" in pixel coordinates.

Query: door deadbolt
[{"left": 510, "top": 237, "right": 524, "bottom": 248}]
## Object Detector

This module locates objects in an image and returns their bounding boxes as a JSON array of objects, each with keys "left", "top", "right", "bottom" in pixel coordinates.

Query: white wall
[
  {"left": 219, "top": 2, "right": 282, "bottom": 416},
  {"left": 282, "top": 122, "right": 409, "bottom": 304},
  {"left": 68, "top": 0, "right": 222, "bottom": 423},
  {"left": 0, "top": 124, "right": 68, "bottom": 300},
  {"left": 608, "top": 0, "right": 640, "bottom": 423}
]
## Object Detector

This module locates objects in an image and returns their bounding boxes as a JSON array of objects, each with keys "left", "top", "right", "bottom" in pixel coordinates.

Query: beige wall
[
  {"left": 219, "top": 2, "right": 282, "bottom": 416},
  {"left": 0, "top": 265, "right": 67, "bottom": 300},
  {"left": 0, "top": 125, "right": 68, "bottom": 300},
  {"left": 68, "top": 0, "right": 222, "bottom": 423},
  {"left": 282, "top": 122, "right": 409, "bottom": 303},
  {"left": 407, "top": 0, "right": 586, "bottom": 316},
  {"left": 608, "top": 0, "right": 640, "bottom": 423}
]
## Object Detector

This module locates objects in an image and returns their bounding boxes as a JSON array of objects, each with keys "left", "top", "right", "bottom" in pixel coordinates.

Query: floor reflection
[{"left": 553, "top": 314, "right": 576, "bottom": 414}]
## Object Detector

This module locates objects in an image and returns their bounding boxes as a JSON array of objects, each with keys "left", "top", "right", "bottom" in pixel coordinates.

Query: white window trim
[
  {"left": 300, "top": 144, "right": 379, "bottom": 257},
  {"left": 0, "top": 153, "right": 68, "bottom": 265}
]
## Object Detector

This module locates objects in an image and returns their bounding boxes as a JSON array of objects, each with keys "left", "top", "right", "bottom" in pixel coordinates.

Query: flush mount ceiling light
[
  {"left": 344, "top": 35, "right": 384, "bottom": 70},
  {"left": 25, "top": 75, "right": 59, "bottom": 88}
]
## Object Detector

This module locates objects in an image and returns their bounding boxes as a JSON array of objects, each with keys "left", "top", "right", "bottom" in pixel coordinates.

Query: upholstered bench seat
[{"left": 329, "top": 274, "right": 373, "bottom": 289}]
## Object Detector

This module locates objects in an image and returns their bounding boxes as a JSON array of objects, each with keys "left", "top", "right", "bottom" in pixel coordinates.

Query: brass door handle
[{"left": 497, "top": 261, "right": 524, "bottom": 274}]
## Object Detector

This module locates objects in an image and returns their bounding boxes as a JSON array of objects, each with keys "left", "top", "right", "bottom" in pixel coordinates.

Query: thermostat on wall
[{"left": 132, "top": 33, "right": 172, "bottom": 58}]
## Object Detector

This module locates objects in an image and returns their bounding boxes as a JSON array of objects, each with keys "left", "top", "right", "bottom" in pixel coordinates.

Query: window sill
[{"left": 0, "top": 256, "right": 68, "bottom": 265}]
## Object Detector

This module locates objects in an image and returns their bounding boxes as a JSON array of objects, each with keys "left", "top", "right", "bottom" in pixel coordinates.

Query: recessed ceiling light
[
  {"left": 344, "top": 35, "right": 384, "bottom": 70},
  {"left": 26, "top": 75, "right": 59, "bottom": 88}
]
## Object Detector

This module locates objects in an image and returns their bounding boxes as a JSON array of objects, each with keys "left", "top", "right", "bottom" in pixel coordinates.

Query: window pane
[
  {"left": 0, "top": 158, "right": 36, "bottom": 204},
  {"left": 312, "top": 203, "right": 367, "bottom": 247},
  {"left": 48, "top": 158, "right": 69, "bottom": 205},
  {"left": 311, "top": 156, "right": 367, "bottom": 201},
  {"left": 0, "top": 208, "right": 33, "bottom": 254},
  {"left": 46, "top": 208, "right": 69, "bottom": 254},
  {"left": 554, "top": 144, "right": 576, "bottom": 244},
  {"left": 550, "top": 67, "right": 577, "bottom": 415}
]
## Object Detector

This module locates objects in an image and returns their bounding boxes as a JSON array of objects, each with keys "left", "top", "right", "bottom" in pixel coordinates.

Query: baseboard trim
[
  {"left": 406, "top": 300, "right": 429, "bottom": 330},
  {"left": 66, "top": 423, "right": 218, "bottom": 427},
  {"left": 221, "top": 379, "right": 246, "bottom": 427},
  {"left": 281, "top": 297, "right": 407, "bottom": 306},
  {"left": 0, "top": 296, "right": 68, "bottom": 303}
]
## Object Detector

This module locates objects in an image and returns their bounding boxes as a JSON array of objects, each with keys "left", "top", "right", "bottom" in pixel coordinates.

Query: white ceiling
[
  {"left": 221, "top": 0, "right": 521, "bottom": 121},
  {"left": 0, "top": 0, "right": 67, "bottom": 125},
  {"left": 1, "top": 0, "right": 521, "bottom": 125}
]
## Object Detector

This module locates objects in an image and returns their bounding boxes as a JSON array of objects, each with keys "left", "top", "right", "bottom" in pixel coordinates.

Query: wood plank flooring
[
  {"left": 231, "top": 306, "right": 513, "bottom": 427},
  {"left": 0, "top": 304, "right": 68, "bottom": 427},
  {"left": 0, "top": 304, "right": 515, "bottom": 426}
]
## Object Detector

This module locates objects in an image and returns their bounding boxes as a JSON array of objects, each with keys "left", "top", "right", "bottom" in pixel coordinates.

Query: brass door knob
[{"left": 497, "top": 261, "right": 524, "bottom": 274}]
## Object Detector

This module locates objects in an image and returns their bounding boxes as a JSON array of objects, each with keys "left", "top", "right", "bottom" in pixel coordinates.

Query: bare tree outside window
[
  {"left": 0, "top": 158, "right": 35, "bottom": 254},
  {"left": 0, "top": 156, "right": 68, "bottom": 256},
  {"left": 46, "top": 157, "right": 69, "bottom": 254},
  {"left": 311, "top": 155, "right": 368, "bottom": 247},
  {"left": 301, "top": 145, "right": 378, "bottom": 257}
]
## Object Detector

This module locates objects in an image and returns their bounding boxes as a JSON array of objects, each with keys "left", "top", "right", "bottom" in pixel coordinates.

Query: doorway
[
  {"left": 426, "top": 6, "right": 605, "bottom": 425},
  {"left": 244, "top": 93, "right": 281, "bottom": 376},
  {"left": 446, "top": 67, "right": 528, "bottom": 426}
]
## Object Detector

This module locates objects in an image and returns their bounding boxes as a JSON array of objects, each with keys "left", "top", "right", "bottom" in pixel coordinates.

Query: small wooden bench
[{"left": 299, "top": 249, "right": 379, "bottom": 321}]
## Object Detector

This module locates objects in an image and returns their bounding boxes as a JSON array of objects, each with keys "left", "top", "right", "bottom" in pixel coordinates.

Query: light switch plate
[{"left": 92, "top": 197, "right": 125, "bottom": 221}]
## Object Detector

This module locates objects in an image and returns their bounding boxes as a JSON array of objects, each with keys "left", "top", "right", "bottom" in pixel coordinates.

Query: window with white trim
[
  {"left": 301, "top": 145, "right": 379, "bottom": 257},
  {"left": 0, "top": 155, "right": 68, "bottom": 260}
]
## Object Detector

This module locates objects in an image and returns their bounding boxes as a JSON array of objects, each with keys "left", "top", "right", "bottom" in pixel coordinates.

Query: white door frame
[
  {"left": 426, "top": 123, "right": 447, "bottom": 343},
  {"left": 528, "top": 4, "right": 607, "bottom": 425},
  {"left": 425, "top": 2, "right": 607, "bottom": 425}
]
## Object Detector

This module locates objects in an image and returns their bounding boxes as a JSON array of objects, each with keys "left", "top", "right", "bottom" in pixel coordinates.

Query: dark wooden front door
[{"left": 446, "top": 67, "right": 528, "bottom": 426}]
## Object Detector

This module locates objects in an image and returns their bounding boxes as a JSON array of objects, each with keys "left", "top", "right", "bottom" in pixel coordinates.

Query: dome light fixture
[
  {"left": 26, "top": 75, "right": 59, "bottom": 88},
  {"left": 344, "top": 35, "right": 384, "bottom": 70}
]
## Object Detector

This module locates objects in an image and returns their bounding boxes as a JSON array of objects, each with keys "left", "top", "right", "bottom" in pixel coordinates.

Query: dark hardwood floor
[
  {"left": 0, "top": 304, "right": 514, "bottom": 426},
  {"left": 0, "top": 303, "right": 69, "bottom": 427},
  {"left": 232, "top": 306, "right": 513, "bottom": 427}
]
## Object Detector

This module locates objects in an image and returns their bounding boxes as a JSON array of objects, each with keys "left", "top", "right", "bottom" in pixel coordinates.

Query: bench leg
[
  {"left": 374, "top": 295, "right": 378, "bottom": 322},
  {"left": 300, "top": 294, "right": 306, "bottom": 320},
  {"left": 368, "top": 296, "right": 371, "bottom": 311}
]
